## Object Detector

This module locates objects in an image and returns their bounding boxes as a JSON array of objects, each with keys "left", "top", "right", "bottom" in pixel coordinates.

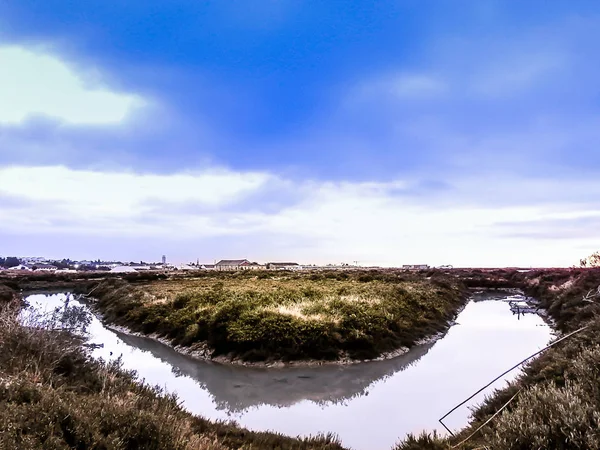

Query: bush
[
  {"left": 395, "top": 432, "right": 449, "bottom": 450},
  {"left": 485, "top": 347, "right": 600, "bottom": 449},
  {"left": 0, "top": 284, "right": 16, "bottom": 304}
]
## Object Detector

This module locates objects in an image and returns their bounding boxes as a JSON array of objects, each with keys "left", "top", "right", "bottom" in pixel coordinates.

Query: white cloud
[
  {"left": 471, "top": 53, "right": 566, "bottom": 97},
  {"left": 354, "top": 73, "right": 446, "bottom": 103},
  {"left": 0, "top": 45, "right": 145, "bottom": 125},
  {"left": 0, "top": 165, "right": 270, "bottom": 233},
  {"left": 390, "top": 74, "right": 447, "bottom": 98},
  {"left": 0, "top": 165, "right": 597, "bottom": 268}
]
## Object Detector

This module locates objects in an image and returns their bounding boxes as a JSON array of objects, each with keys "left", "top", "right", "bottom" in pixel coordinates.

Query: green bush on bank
[{"left": 395, "top": 432, "right": 449, "bottom": 450}]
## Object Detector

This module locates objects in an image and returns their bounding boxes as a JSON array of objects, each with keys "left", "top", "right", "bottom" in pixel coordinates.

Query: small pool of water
[{"left": 23, "top": 291, "right": 552, "bottom": 450}]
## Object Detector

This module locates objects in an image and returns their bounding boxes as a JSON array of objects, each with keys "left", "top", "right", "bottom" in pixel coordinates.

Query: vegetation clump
[
  {"left": 90, "top": 271, "right": 466, "bottom": 363},
  {"left": 0, "top": 283, "right": 16, "bottom": 303}
]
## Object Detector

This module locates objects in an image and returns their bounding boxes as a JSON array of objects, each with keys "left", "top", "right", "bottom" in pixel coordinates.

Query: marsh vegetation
[
  {"left": 4, "top": 268, "right": 599, "bottom": 449},
  {"left": 90, "top": 271, "right": 466, "bottom": 363}
]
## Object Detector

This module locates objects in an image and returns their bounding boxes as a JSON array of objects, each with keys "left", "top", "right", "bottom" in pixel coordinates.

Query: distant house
[
  {"left": 200, "top": 264, "right": 216, "bottom": 270},
  {"left": 215, "top": 259, "right": 251, "bottom": 271},
  {"left": 266, "top": 262, "right": 301, "bottom": 270},
  {"left": 402, "top": 264, "right": 430, "bottom": 270}
]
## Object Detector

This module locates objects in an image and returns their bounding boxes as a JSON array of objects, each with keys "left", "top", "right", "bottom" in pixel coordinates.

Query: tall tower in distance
[{"left": 162, "top": 255, "right": 166, "bottom": 265}]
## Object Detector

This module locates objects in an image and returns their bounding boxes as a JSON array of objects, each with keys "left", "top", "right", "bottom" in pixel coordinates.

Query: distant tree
[
  {"left": 580, "top": 252, "right": 600, "bottom": 268},
  {"left": 4, "top": 256, "right": 20, "bottom": 268},
  {"left": 51, "top": 260, "right": 72, "bottom": 270}
]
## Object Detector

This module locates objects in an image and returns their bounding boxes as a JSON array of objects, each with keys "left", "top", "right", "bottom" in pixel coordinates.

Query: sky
[{"left": 0, "top": 0, "right": 599, "bottom": 267}]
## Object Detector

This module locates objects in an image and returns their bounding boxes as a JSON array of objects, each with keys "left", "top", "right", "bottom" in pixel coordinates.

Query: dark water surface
[{"left": 23, "top": 292, "right": 551, "bottom": 450}]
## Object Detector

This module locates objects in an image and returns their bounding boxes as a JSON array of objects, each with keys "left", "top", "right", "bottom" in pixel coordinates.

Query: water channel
[{"left": 22, "top": 291, "right": 552, "bottom": 450}]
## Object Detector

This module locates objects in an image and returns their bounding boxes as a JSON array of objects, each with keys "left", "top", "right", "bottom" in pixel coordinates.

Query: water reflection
[{"left": 112, "top": 328, "right": 434, "bottom": 412}]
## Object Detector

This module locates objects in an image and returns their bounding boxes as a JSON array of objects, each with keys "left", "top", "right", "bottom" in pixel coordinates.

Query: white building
[
  {"left": 9, "top": 264, "right": 32, "bottom": 271},
  {"left": 110, "top": 266, "right": 138, "bottom": 273}
]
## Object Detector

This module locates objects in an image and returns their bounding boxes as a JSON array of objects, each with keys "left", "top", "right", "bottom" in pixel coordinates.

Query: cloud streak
[
  {"left": 0, "top": 45, "right": 146, "bottom": 125},
  {"left": 1, "top": 165, "right": 597, "bottom": 267}
]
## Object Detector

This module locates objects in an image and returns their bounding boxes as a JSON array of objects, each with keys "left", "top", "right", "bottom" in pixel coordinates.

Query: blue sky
[{"left": 1, "top": 1, "right": 599, "bottom": 266}]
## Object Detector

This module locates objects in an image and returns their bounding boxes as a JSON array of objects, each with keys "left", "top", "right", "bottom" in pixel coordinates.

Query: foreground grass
[
  {"left": 396, "top": 268, "right": 600, "bottom": 450},
  {"left": 89, "top": 271, "right": 465, "bottom": 363},
  {"left": 0, "top": 286, "right": 345, "bottom": 450}
]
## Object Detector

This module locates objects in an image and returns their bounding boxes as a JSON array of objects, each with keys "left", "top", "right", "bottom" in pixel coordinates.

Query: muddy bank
[{"left": 102, "top": 319, "right": 450, "bottom": 368}]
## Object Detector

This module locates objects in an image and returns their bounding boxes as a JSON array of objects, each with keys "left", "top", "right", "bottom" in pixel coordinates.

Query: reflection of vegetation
[
  {"left": 92, "top": 271, "right": 465, "bottom": 363},
  {"left": 0, "top": 285, "right": 345, "bottom": 450},
  {"left": 396, "top": 268, "right": 600, "bottom": 450},
  {"left": 112, "top": 327, "right": 435, "bottom": 412},
  {"left": 22, "top": 295, "right": 92, "bottom": 335}
]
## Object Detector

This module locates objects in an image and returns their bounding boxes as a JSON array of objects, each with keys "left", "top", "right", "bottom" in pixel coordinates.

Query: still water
[{"left": 23, "top": 292, "right": 551, "bottom": 450}]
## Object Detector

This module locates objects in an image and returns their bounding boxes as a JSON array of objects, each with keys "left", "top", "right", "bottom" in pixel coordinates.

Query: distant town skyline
[{"left": 1, "top": 1, "right": 599, "bottom": 267}]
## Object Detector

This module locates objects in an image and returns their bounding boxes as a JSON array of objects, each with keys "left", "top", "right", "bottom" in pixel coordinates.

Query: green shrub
[{"left": 395, "top": 432, "right": 449, "bottom": 450}]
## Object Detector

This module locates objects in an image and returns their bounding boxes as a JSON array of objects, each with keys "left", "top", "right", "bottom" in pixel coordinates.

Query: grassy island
[{"left": 89, "top": 271, "right": 466, "bottom": 364}]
